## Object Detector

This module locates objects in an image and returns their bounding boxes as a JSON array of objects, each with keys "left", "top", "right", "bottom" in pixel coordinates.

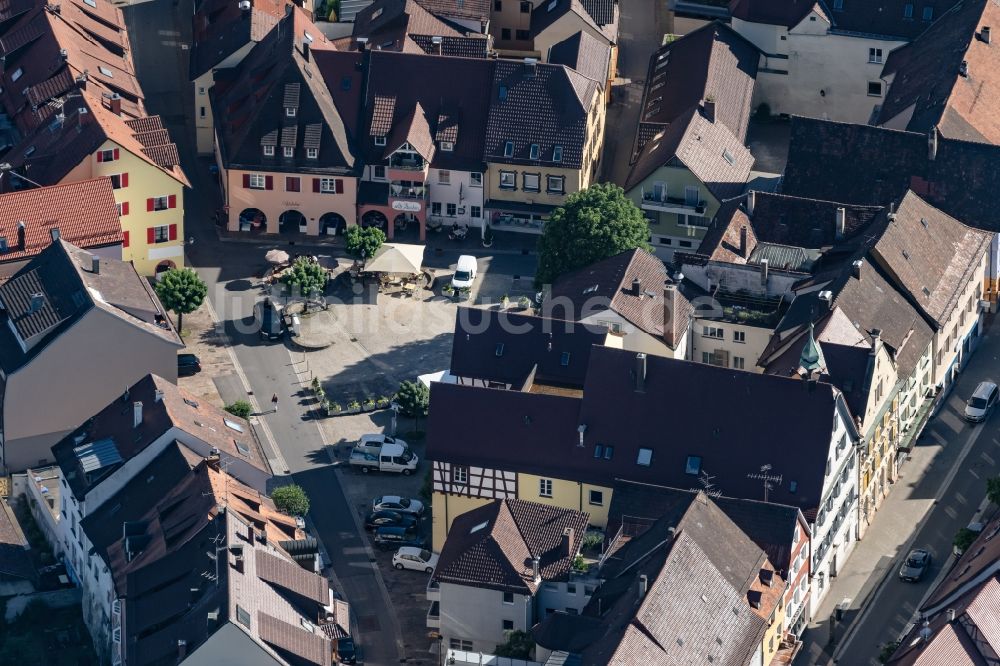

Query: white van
[{"left": 451, "top": 255, "right": 478, "bottom": 289}]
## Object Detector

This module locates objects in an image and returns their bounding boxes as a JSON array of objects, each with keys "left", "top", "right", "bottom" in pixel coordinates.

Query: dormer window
[
  {"left": 498, "top": 85, "right": 508, "bottom": 102},
  {"left": 529, "top": 144, "right": 540, "bottom": 160},
  {"left": 306, "top": 148, "right": 318, "bottom": 159},
  {"left": 375, "top": 136, "right": 387, "bottom": 146},
  {"left": 440, "top": 141, "right": 454, "bottom": 151},
  {"left": 283, "top": 146, "right": 293, "bottom": 158},
  {"left": 503, "top": 141, "right": 514, "bottom": 157},
  {"left": 11, "top": 67, "right": 22, "bottom": 82},
  {"left": 263, "top": 145, "right": 275, "bottom": 156},
  {"left": 286, "top": 107, "right": 296, "bottom": 118},
  {"left": 552, "top": 145, "right": 563, "bottom": 162}
]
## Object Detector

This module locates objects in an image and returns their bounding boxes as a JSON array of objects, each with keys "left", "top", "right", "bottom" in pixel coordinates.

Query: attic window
[
  {"left": 99, "top": 66, "right": 114, "bottom": 78},
  {"left": 603, "top": 445, "right": 614, "bottom": 460},
  {"left": 553, "top": 145, "right": 563, "bottom": 162},
  {"left": 560, "top": 352, "right": 571, "bottom": 366},
  {"left": 375, "top": 136, "right": 386, "bottom": 146},
  {"left": 594, "top": 444, "right": 603, "bottom": 458},
  {"left": 495, "top": 343, "right": 505, "bottom": 357},
  {"left": 372, "top": 7, "right": 383, "bottom": 18},
  {"left": 470, "top": 519, "right": 489, "bottom": 534},
  {"left": 11, "top": 67, "right": 22, "bottom": 82},
  {"left": 529, "top": 144, "right": 540, "bottom": 160},
  {"left": 547, "top": 0, "right": 556, "bottom": 10},
  {"left": 263, "top": 145, "right": 274, "bottom": 156},
  {"left": 498, "top": 85, "right": 508, "bottom": 102},
  {"left": 904, "top": 3, "right": 913, "bottom": 17},
  {"left": 922, "top": 6, "right": 933, "bottom": 20},
  {"left": 224, "top": 419, "right": 244, "bottom": 433},
  {"left": 286, "top": 107, "right": 296, "bottom": 118},
  {"left": 440, "top": 141, "right": 454, "bottom": 151},
  {"left": 637, "top": 448, "right": 653, "bottom": 467},
  {"left": 685, "top": 455, "right": 702, "bottom": 475},
  {"left": 307, "top": 148, "right": 318, "bottom": 159},
  {"left": 789, "top": 480, "right": 798, "bottom": 493},
  {"left": 504, "top": 141, "right": 514, "bottom": 157},
  {"left": 723, "top": 149, "right": 735, "bottom": 166}
]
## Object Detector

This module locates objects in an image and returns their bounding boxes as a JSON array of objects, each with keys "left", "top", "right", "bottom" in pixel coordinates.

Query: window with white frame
[
  {"left": 733, "top": 356, "right": 745, "bottom": 370},
  {"left": 552, "top": 145, "right": 563, "bottom": 162},
  {"left": 440, "top": 141, "right": 454, "bottom": 151},
  {"left": 151, "top": 225, "right": 170, "bottom": 243},
  {"left": 447, "top": 203, "right": 457, "bottom": 216},
  {"left": 452, "top": 466, "right": 468, "bottom": 484},
  {"left": 249, "top": 174, "right": 266, "bottom": 189},
  {"left": 263, "top": 145, "right": 275, "bottom": 156},
  {"left": 539, "top": 478, "right": 553, "bottom": 497},
  {"left": 589, "top": 489, "right": 603, "bottom": 506},
  {"left": 868, "top": 47, "right": 883, "bottom": 63},
  {"left": 529, "top": 143, "right": 540, "bottom": 160},
  {"left": 500, "top": 171, "right": 516, "bottom": 189},
  {"left": 286, "top": 107, "right": 296, "bottom": 117},
  {"left": 523, "top": 173, "right": 540, "bottom": 192},
  {"left": 703, "top": 326, "right": 723, "bottom": 338},
  {"left": 438, "top": 170, "right": 450, "bottom": 185},
  {"left": 374, "top": 136, "right": 386, "bottom": 146},
  {"left": 471, "top": 205, "right": 482, "bottom": 218},
  {"left": 373, "top": 165, "right": 386, "bottom": 179},
  {"left": 151, "top": 196, "right": 170, "bottom": 211},
  {"left": 734, "top": 330, "right": 746, "bottom": 343},
  {"left": 320, "top": 178, "right": 338, "bottom": 192},
  {"left": 306, "top": 148, "right": 318, "bottom": 159},
  {"left": 546, "top": 175, "right": 564, "bottom": 193},
  {"left": 431, "top": 202, "right": 442, "bottom": 216},
  {"left": 283, "top": 146, "right": 293, "bottom": 158},
  {"left": 470, "top": 172, "right": 483, "bottom": 186}
]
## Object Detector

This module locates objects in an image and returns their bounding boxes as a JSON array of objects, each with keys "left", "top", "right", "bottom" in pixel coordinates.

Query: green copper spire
[{"left": 798, "top": 323, "right": 826, "bottom": 376}]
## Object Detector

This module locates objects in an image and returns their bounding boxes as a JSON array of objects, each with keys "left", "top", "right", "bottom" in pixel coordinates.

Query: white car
[
  {"left": 357, "top": 433, "right": 408, "bottom": 449},
  {"left": 451, "top": 255, "right": 477, "bottom": 289},
  {"left": 393, "top": 547, "right": 438, "bottom": 573},
  {"left": 965, "top": 381, "right": 999, "bottom": 422},
  {"left": 372, "top": 495, "right": 424, "bottom": 516}
]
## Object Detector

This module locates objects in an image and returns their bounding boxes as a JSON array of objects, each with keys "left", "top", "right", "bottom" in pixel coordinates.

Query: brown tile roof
[
  {"left": 211, "top": 7, "right": 355, "bottom": 174},
  {"left": 415, "top": 0, "right": 490, "bottom": 22},
  {"left": 428, "top": 346, "right": 853, "bottom": 516},
  {"left": 870, "top": 191, "right": 990, "bottom": 327},
  {"left": 257, "top": 613, "right": 332, "bottom": 666},
  {"left": 548, "top": 29, "right": 610, "bottom": 86},
  {"left": 384, "top": 100, "right": 435, "bottom": 160},
  {"left": 0, "top": 178, "right": 122, "bottom": 264},
  {"left": 0, "top": 498, "right": 34, "bottom": 581},
  {"left": 781, "top": 116, "right": 1000, "bottom": 232},
  {"left": 189, "top": 0, "right": 292, "bottom": 79},
  {"left": 731, "top": 0, "right": 956, "bottom": 39},
  {"left": 434, "top": 499, "right": 589, "bottom": 594},
  {"left": 352, "top": 0, "right": 488, "bottom": 57},
  {"left": 877, "top": 0, "right": 1000, "bottom": 144},
  {"left": 543, "top": 249, "right": 687, "bottom": 347},
  {"left": 52, "top": 373, "right": 265, "bottom": 501},
  {"left": 531, "top": 0, "right": 617, "bottom": 42},
  {"left": 922, "top": 516, "right": 1000, "bottom": 614},
  {"left": 255, "top": 550, "right": 330, "bottom": 603},
  {"left": 485, "top": 58, "right": 597, "bottom": 169}
]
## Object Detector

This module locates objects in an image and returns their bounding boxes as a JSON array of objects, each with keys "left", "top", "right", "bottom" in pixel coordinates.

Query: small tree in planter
[
  {"left": 272, "top": 484, "right": 310, "bottom": 517},
  {"left": 457, "top": 287, "right": 472, "bottom": 301},
  {"left": 482, "top": 225, "right": 494, "bottom": 248},
  {"left": 311, "top": 377, "right": 322, "bottom": 394},
  {"left": 346, "top": 400, "right": 361, "bottom": 414},
  {"left": 362, "top": 397, "right": 377, "bottom": 412},
  {"left": 326, "top": 401, "right": 342, "bottom": 416},
  {"left": 376, "top": 396, "right": 391, "bottom": 409},
  {"left": 518, "top": 296, "right": 532, "bottom": 310},
  {"left": 396, "top": 380, "right": 430, "bottom": 434},
  {"left": 500, "top": 294, "right": 510, "bottom": 309}
]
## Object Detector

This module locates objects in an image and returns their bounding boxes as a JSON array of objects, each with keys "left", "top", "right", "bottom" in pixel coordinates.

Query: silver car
[
  {"left": 965, "top": 381, "right": 999, "bottom": 422},
  {"left": 899, "top": 549, "right": 931, "bottom": 582}
]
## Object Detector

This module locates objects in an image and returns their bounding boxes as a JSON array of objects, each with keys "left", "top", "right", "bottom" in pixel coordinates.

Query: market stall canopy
[{"left": 363, "top": 243, "right": 425, "bottom": 274}]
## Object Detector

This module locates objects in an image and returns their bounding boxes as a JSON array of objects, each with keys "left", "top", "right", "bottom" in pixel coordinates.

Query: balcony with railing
[
  {"left": 426, "top": 578, "right": 440, "bottom": 603},
  {"left": 388, "top": 154, "right": 428, "bottom": 181},
  {"left": 390, "top": 183, "right": 428, "bottom": 199},
  {"left": 640, "top": 186, "right": 706, "bottom": 216}
]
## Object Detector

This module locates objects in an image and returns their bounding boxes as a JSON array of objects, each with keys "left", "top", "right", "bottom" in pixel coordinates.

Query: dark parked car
[
  {"left": 373, "top": 525, "right": 425, "bottom": 551},
  {"left": 899, "top": 548, "right": 932, "bottom": 582},
  {"left": 335, "top": 637, "right": 357, "bottom": 664},
  {"left": 254, "top": 299, "right": 285, "bottom": 341},
  {"left": 177, "top": 353, "right": 201, "bottom": 376},
  {"left": 364, "top": 510, "right": 416, "bottom": 531}
]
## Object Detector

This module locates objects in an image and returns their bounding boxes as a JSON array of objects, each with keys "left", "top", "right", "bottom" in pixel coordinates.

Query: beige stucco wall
[
  {"left": 691, "top": 318, "right": 771, "bottom": 372},
  {"left": 626, "top": 164, "right": 719, "bottom": 254},
  {"left": 224, "top": 168, "right": 358, "bottom": 235},
  {"left": 534, "top": 16, "right": 611, "bottom": 65},
  {"left": 931, "top": 251, "right": 988, "bottom": 385},
  {"left": 432, "top": 492, "right": 493, "bottom": 551},
  {"left": 3, "top": 308, "right": 179, "bottom": 472},
  {"left": 518, "top": 473, "right": 610, "bottom": 527}
]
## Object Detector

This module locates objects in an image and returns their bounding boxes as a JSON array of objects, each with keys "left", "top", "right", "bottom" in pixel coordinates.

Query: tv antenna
[
  {"left": 698, "top": 469, "right": 722, "bottom": 498},
  {"left": 747, "top": 464, "right": 782, "bottom": 502}
]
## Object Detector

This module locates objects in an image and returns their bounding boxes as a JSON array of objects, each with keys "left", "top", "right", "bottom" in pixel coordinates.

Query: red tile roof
[{"left": 0, "top": 178, "right": 122, "bottom": 265}]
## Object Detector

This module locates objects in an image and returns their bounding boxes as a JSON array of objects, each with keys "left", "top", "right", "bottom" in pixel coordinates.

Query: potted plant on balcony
[
  {"left": 482, "top": 224, "right": 494, "bottom": 248},
  {"left": 517, "top": 296, "right": 532, "bottom": 311},
  {"left": 500, "top": 294, "right": 510, "bottom": 309},
  {"left": 376, "top": 395, "right": 391, "bottom": 409},
  {"left": 362, "top": 397, "right": 377, "bottom": 412}
]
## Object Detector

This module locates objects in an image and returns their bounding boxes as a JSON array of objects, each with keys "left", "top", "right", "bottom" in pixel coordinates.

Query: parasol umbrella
[
  {"left": 361, "top": 243, "right": 425, "bottom": 275},
  {"left": 265, "top": 249, "right": 290, "bottom": 265}
]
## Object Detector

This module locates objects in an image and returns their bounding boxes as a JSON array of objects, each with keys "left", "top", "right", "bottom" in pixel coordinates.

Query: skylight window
[
  {"left": 495, "top": 343, "right": 505, "bottom": 357},
  {"left": 553, "top": 145, "right": 563, "bottom": 162},
  {"left": 83, "top": 0, "right": 96, "bottom": 7},
  {"left": 235, "top": 440, "right": 250, "bottom": 456},
  {"left": 723, "top": 149, "right": 735, "bottom": 166},
  {"left": 224, "top": 419, "right": 244, "bottom": 433},
  {"left": 99, "top": 66, "right": 114, "bottom": 78},
  {"left": 583, "top": 284, "right": 599, "bottom": 294},
  {"left": 470, "top": 520, "right": 489, "bottom": 534},
  {"left": 547, "top": 0, "right": 557, "bottom": 11},
  {"left": 529, "top": 143, "right": 540, "bottom": 160},
  {"left": 560, "top": 352, "right": 571, "bottom": 366},
  {"left": 304, "top": 31, "right": 314, "bottom": 43},
  {"left": 10, "top": 67, "right": 22, "bottom": 82},
  {"left": 498, "top": 85, "right": 508, "bottom": 102},
  {"left": 685, "top": 455, "right": 702, "bottom": 475},
  {"left": 637, "top": 448, "right": 653, "bottom": 467}
]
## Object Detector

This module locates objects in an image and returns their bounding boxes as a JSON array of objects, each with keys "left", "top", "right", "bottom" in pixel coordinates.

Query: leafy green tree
[
  {"left": 878, "top": 640, "right": 901, "bottom": 664},
  {"left": 272, "top": 484, "right": 310, "bottom": 517},
  {"left": 395, "top": 380, "right": 429, "bottom": 432},
  {"left": 494, "top": 630, "right": 534, "bottom": 659},
  {"left": 154, "top": 268, "right": 207, "bottom": 334},
  {"left": 987, "top": 476, "right": 1000, "bottom": 506},
  {"left": 954, "top": 527, "right": 979, "bottom": 555},
  {"left": 535, "top": 183, "right": 652, "bottom": 287},
  {"left": 345, "top": 225, "right": 386, "bottom": 260},
  {"left": 224, "top": 400, "right": 252, "bottom": 420},
  {"left": 281, "top": 257, "right": 327, "bottom": 300}
]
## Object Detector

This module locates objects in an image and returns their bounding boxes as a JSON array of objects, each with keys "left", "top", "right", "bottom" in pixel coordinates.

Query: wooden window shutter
[
  {"left": 147, "top": 227, "right": 155, "bottom": 243},
  {"left": 121, "top": 173, "right": 128, "bottom": 187},
  {"left": 146, "top": 198, "right": 154, "bottom": 212},
  {"left": 168, "top": 194, "right": 177, "bottom": 209},
  {"left": 123, "top": 231, "right": 129, "bottom": 247},
  {"left": 168, "top": 224, "right": 177, "bottom": 240},
  {"left": 113, "top": 148, "right": 119, "bottom": 160},
  {"left": 121, "top": 201, "right": 129, "bottom": 216},
  {"left": 243, "top": 174, "right": 251, "bottom": 188},
  {"left": 265, "top": 175, "right": 274, "bottom": 190},
  {"left": 96, "top": 151, "right": 103, "bottom": 163},
  {"left": 313, "top": 178, "right": 320, "bottom": 193},
  {"left": 335, "top": 179, "right": 344, "bottom": 194}
]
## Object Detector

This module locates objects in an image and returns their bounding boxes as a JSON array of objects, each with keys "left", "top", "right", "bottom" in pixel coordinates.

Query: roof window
[
  {"left": 547, "top": 0, "right": 557, "bottom": 10},
  {"left": 504, "top": 141, "right": 514, "bottom": 157},
  {"left": 594, "top": 444, "right": 603, "bottom": 458},
  {"left": 685, "top": 455, "right": 702, "bottom": 475},
  {"left": 235, "top": 440, "right": 250, "bottom": 456},
  {"left": 529, "top": 143, "right": 540, "bottom": 160},
  {"left": 99, "top": 66, "right": 113, "bottom": 78},
  {"left": 83, "top": 0, "right": 96, "bottom": 6},
  {"left": 560, "top": 352, "right": 571, "bottom": 366},
  {"left": 498, "top": 84, "right": 508, "bottom": 101},
  {"left": 723, "top": 149, "right": 735, "bottom": 166},
  {"left": 637, "top": 448, "right": 653, "bottom": 466},
  {"left": 495, "top": 343, "right": 505, "bottom": 357},
  {"left": 604, "top": 445, "right": 614, "bottom": 460},
  {"left": 470, "top": 520, "right": 489, "bottom": 534},
  {"left": 553, "top": 145, "right": 563, "bottom": 162},
  {"left": 224, "top": 418, "right": 244, "bottom": 433},
  {"left": 583, "top": 284, "right": 598, "bottom": 294}
]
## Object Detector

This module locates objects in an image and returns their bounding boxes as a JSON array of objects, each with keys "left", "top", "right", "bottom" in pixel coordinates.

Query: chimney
[
  {"left": 631, "top": 276, "right": 641, "bottom": 296},
  {"left": 947, "top": 608, "right": 957, "bottom": 622},
  {"left": 960, "top": 60, "right": 969, "bottom": 77},
  {"left": 432, "top": 35, "right": 443, "bottom": 55},
  {"left": 983, "top": 26, "right": 992, "bottom": 44},
  {"left": 870, "top": 328, "right": 881, "bottom": 354},
  {"left": 302, "top": 40, "right": 310, "bottom": 61},
  {"left": 818, "top": 290, "right": 833, "bottom": 308},
  {"left": 703, "top": 98, "right": 716, "bottom": 123},
  {"left": 28, "top": 293, "right": 44, "bottom": 313},
  {"left": 524, "top": 57, "right": 537, "bottom": 77},
  {"left": 760, "top": 258, "right": 769, "bottom": 286},
  {"left": 109, "top": 94, "right": 122, "bottom": 117},
  {"left": 634, "top": 353, "right": 647, "bottom": 392},
  {"left": 531, "top": 557, "right": 541, "bottom": 582},
  {"left": 356, "top": 36, "right": 368, "bottom": 51},
  {"left": 154, "top": 388, "right": 165, "bottom": 403},
  {"left": 177, "top": 640, "right": 187, "bottom": 660},
  {"left": 91, "top": 255, "right": 100, "bottom": 274},
  {"left": 50, "top": 227, "right": 60, "bottom": 242},
  {"left": 928, "top": 126, "right": 938, "bottom": 161},
  {"left": 133, "top": 401, "right": 143, "bottom": 428},
  {"left": 638, "top": 574, "right": 648, "bottom": 600},
  {"left": 739, "top": 225, "right": 748, "bottom": 258},
  {"left": 746, "top": 190, "right": 755, "bottom": 215},
  {"left": 835, "top": 207, "right": 846, "bottom": 240},
  {"left": 664, "top": 282, "right": 677, "bottom": 337},
  {"left": 17, "top": 220, "right": 25, "bottom": 248},
  {"left": 851, "top": 259, "right": 863, "bottom": 279},
  {"left": 561, "top": 527, "right": 574, "bottom": 558},
  {"left": 75, "top": 71, "right": 87, "bottom": 91}
]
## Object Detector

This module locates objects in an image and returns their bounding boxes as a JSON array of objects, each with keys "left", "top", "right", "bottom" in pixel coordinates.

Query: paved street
[{"left": 796, "top": 316, "right": 1000, "bottom": 665}]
